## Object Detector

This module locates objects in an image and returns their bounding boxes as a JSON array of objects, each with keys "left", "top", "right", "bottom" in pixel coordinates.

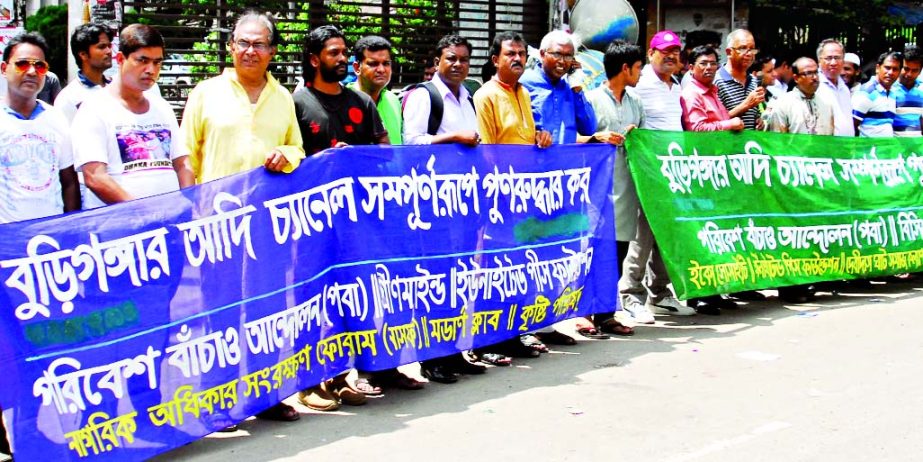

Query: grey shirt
[{"left": 587, "top": 85, "right": 644, "bottom": 242}]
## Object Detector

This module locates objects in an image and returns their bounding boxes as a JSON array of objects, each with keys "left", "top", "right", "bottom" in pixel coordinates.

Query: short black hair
[
  {"left": 3, "top": 32, "right": 49, "bottom": 63},
  {"left": 603, "top": 39, "right": 642, "bottom": 79},
  {"left": 878, "top": 50, "right": 903, "bottom": 66},
  {"left": 353, "top": 35, "right": 391, "bottom": 62},
  {"left": 118, "top": 24, "right": 164, "bottom": 58},
  {"left": 489, "top": 31, "right": 524, "bottom": 58},
  {"left": 70, "top": 23, "right": 114, "bottom": 67},
  {"left": 688, "top": 45, "right": 719, "bottom": 66},
  {"left": 904, "top": 44, "right": 922, "bottom": 66},
  {"left": 435, "top": 34, "right": 472, "bottom": 58},
  {"left": 303, "top": 25, "right": 346, "bottom": 82}
]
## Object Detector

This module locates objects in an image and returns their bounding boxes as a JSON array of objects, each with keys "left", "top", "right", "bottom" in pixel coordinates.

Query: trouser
[
  {"left": 617, "top": 209, "right": 673, "bottom": 307},
  {"left": 593, "top": 239, "right": 630, "bottom": 326}
]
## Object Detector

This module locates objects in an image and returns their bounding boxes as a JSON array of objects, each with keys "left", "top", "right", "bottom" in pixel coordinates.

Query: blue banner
[{"left": 0, "top": 144, "right": 618, "bottom": 461}]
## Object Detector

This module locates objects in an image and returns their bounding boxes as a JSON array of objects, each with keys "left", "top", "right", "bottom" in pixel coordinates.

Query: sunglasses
[{"left": 9, "top": 59, "right": 49, "bottom": 75}]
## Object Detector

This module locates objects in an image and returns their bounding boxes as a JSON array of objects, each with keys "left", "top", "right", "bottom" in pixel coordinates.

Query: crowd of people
[{"left": 0, "top": 8, "right": 920, "bottom": 455}]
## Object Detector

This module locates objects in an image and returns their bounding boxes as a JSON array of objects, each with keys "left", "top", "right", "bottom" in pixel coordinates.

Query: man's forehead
[
  {"left": 235, "top": 23, "right": 271, "bottom": 41},
  {"left": 443, "top": 44, "right": 469, "bottom": 56},
  {"left": 324, "top": 37, "right": 347, "bottom": 49},
  {"left": 502, "top": 40, "right": 525, "bottom": 51},
  {"left": 820, "top": 43, "right": 843, "bottom": 56},
  {"left": 362, "top": 48, "right": 391, "bottom": 61},
  {"left": 131, "top": 46, "right": 164, "bottom": 58}
]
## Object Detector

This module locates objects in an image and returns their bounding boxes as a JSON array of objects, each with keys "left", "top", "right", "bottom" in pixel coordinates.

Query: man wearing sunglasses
[
  {"left": 71, "top": 24, "right": 193, "bottom": 209},
  {"left": 0, "top": 32, "right": 80, "bottom": 223}
]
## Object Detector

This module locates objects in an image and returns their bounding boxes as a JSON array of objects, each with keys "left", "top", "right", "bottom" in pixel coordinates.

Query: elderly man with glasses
[
  {"left": 520, "top": 29, "right": 596, "bottom": 144},
  {"left": 715, "top": 28, "right": 765, "bottom": 130},
  {"left": 816, "top": 38, "right": 856, "bottom": 136}
]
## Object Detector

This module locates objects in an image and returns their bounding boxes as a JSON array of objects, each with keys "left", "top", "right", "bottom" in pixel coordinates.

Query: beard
[{"left": 319, "top": 63, "right": 347, "bottom": 83}]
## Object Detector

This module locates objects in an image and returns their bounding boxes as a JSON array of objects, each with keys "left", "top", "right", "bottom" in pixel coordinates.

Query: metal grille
[{"left": 120, "top": 0, "right": 548, "bottom": 112}]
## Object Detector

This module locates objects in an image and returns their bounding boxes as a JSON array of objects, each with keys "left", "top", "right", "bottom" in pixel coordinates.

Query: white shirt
[
  {"left": 0, "top": 101, "right": 73, "bottom": 223},
  {"left": 635, "top": 64, "right": 683, "bottom": 131},
  {"left": 55, "top": 76, "right": 164, "bottom": 123},
  {"left": 402, "top": 73, "right": 477, "bottom": 145},
  {"left": 71, "top": 90, "right": 185, "bottom": 209},
  {"left": 818, "top": 73, "right": 855, "bottom": 136}
]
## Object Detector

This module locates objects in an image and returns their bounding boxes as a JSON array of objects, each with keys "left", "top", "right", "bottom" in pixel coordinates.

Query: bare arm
[
  {"left": 172, "top": 155, "right": 196, "bottom": 188},
  {"left": 59, "top": 166, "right": 81, "bottom": 212},
  {"left": 82, "top": 161, "right": 133, "bottom": 204}
]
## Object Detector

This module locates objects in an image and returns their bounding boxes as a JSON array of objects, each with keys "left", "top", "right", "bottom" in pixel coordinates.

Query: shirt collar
[
  {"left": 689, "top": 76, "right": 717, "bottom": 95},
  {"left": 3, "top": 100, "right": 46, "bottom": 120},
  {"left": 77, "top": 70, "right": 111, "bottom": 88},
  {"left": 432, "top": 72, "right": 470, "bottom": 101},
  {"left": 492, "top": 75, "right": 521, "bottom": 92}
]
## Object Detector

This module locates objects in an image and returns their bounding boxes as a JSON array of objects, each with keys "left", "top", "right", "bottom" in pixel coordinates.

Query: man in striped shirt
[
  {"left": 894, "top": 45, "right": 923, "bottom": 137},
  {"left": 852, "top": 51, "right": 902, "bottom": 137},
  {"left": 715, "top": 29, "right": 765, "bottom": 130}
]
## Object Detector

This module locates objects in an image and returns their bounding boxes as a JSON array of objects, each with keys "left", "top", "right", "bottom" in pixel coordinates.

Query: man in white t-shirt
[
  {"left": 72, "top": 24, "right": 193, "bottom": 209},
  {"left": 0, "top": 32, "right": 80, "bottom": 223}
]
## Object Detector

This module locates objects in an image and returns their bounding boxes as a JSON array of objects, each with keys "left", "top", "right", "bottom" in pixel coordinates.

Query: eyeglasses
[
  {"left": 545, "top": 51, "right": 576, "bottom": 63},
  {"left": 798, "top": 70, "right": 819, "bottom": 77},
  {"left": 235, "top": 40, "right": 271, "bottom": 53},
  {"left": 821, "top": 55, "right": 843, "bottom": 62},
  {"left": 11, "top": 59, "right": 49, "bottom": 75},
  {"left": 732, "top": 47, "right": 759, "bottom": 56}
]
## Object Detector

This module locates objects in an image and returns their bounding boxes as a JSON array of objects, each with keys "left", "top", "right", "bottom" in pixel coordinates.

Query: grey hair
[
  {"left": 232, "top": 11, "right": 278, "bottom": 46},
  {"left": 725, "top": 29, "right": 752, "bottom": 49},
  {"left": 815, "top": 38, "right": 843, "bottom": 60},
  {"left": 540, "top": 29, "right": 575, "bottom": 51}
]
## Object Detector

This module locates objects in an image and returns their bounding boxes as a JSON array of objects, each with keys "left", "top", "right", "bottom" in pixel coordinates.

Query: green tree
[{"left": 24, "top": 5, "right": 68, "bottom": 77}]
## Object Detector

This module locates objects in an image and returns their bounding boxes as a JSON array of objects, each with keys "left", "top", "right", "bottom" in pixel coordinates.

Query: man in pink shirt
[{"left": 681, "top": 45, "right": 744, "bottom": 132}]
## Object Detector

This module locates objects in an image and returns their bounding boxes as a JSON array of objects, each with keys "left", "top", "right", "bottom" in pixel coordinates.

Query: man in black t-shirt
[{"left": 294, "top": 25, "right": 388, "bottom": 155}]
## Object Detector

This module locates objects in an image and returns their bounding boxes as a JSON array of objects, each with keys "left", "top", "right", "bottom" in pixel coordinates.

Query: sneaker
[
  {"left": 647, "top": 297, "right": 696, "bottom": 316},
  {"left": 621, "top": 299, "right": 656, "bottom": 324}
]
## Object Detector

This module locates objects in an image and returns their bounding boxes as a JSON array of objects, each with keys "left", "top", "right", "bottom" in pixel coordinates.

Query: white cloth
[
  {"left": 402, "top": 73, "right": 477, "bottom": 145},
  {"left": 56, "top": 78, "right": 164, "bottom": 123},
  {"left": 72, "top": 90, "right": 185, "bottom": 209},
  {"left": 635, "top": 64, "right": 683, "bottom": 131},
  {"left": 817, "top": 73, "right": 855, "bottom": 136},
  {"left": 0, "top": 101, "right": 73, "bottom": 223}
]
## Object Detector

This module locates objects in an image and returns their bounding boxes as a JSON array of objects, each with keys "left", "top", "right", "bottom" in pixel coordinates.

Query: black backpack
[{"left": 400, "top": 81, "right": 476, "bottom": 135}]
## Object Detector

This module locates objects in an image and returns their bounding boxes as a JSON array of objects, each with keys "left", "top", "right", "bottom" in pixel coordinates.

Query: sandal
[
  {"left": 520, "top": 334, "right": 549, "bottom": 353},
  {"left": 325, "top": 377, "right": 367, "bottom": 406},
  {"left": 478, "top": 353, "right": 512, "bottom": 366},
  {"left": 256, "top": 402, "right": 301, "bottom": 422},
  {"left": 576, "top": 326, "right": 610, "bottom": 340},
  {"left": 354, "top": 377, "right": 384, "bottom": 396},
  {"left": 599, "top": 320, "right": 634, "bottom": 336}
]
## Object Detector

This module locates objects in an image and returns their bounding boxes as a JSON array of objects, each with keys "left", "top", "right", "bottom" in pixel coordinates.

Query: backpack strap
[{"left": 421, "top": 81, "right": 443, "bottom": 136}]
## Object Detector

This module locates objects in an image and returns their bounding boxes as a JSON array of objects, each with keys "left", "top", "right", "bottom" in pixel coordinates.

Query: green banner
[{"left": 625, "top": 129, "right": 923, "bottom": 299}]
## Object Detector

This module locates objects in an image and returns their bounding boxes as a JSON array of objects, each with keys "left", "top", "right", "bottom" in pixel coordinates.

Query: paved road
[{"left": 156, "top": 282, "right": 923, "bottom": 462}]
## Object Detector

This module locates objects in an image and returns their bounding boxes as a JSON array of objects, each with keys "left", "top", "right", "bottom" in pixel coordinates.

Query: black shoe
[
  {"left": 729, "top": 290, "right": 766, "bottom": 301},
  {"left": 421, "top": 365, "right": 458, "bottom": 384},
  {"left": 535, "top": 330, "right": 577, "bottom": 345},
  {"left": 694, "top": 303, "right": 722, "bottom": 316},
  {"left": 447, "top": 355, "right": 488, "bottom": 375}
]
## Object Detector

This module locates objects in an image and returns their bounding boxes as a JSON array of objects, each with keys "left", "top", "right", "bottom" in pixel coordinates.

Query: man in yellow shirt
[
  {"left": 474, "top": 31, "right": 552, "bottom": 147},
  {"left": 180, "top": 10, "right": 304, "bottom": 425},
  {"left": 182, "top": 12, "right": 304, "bottom": 184}
]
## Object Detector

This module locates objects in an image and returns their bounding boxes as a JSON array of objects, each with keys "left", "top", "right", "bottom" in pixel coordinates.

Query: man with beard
[
  {"left": 474, "top": 31, "right": 552, "bottom": 147},
  {"left": 816, "top": 39, "right": 856, "bottom": 136},
  {"left": 293, "top": 25, "right": 387, "bottom": 408},
  {"left": 842, "top": 53, "right": 863, "bottom": 93},
  {"left": 520, "top": 29, "right": 596, "bottom": 145},
  {"left": 618, "top": 30, "right": 696, "bottom": 323},
  {"left": 294, "top": 25, "right": 388, "bottom": 156},
  {"left": 852, "top": 51, "right": 902, "bottom": 137},
  {"left": 181, "top": 12, "right": 304, "bottom": 426},
  {"left": 55, "top": 23, "right": 114, "bottom": 122},
  {"left": 893, "top": 45, "right": 923, "bottom": 138},
  {"left": 715, "top": 29, "right": 765, "bottom": 130}
]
